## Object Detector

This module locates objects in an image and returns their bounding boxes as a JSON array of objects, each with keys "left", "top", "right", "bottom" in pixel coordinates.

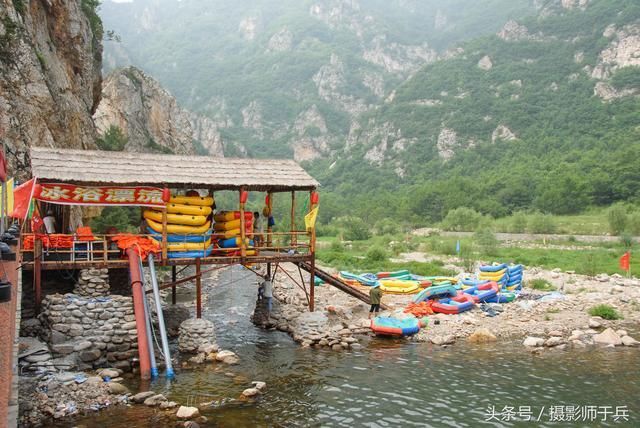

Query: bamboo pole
[
  {"left": 308, "top": 191, "right": 316, "bottom": 312},
  {"left": 171, "top": 265, "right": 177, "bottom": 305}
]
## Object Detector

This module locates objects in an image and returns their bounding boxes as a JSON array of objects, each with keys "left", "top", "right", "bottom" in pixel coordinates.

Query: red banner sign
[{"left": 35, "top": 183, "right": 168, "bottom": 207}]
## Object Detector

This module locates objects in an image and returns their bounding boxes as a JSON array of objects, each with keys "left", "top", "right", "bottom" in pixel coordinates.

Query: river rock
[
  {"left": 159, "top": 401, "right": 178, "bottom": 409},
  {"left": 615, "top": 330, "right": 628, "bottom": 337},
  {"left": 98, "top": 368, "right": 120, "bottom": 379},
  {"left": 523, "top": 337, "right": 545, "bottom": 347},
  {"left": 593, "top": 328, "right": 622, "bottom": 346},
  {"left": 107, "top": 382, "right": 130, "bottom": 395},
  {"left": 144, "top": 394, "right": 168, "bottom": 406},
  {"left": 252, "top": 381, "right": 266, "bottom": 391},
  {"left": 176, "top": 406, "right": 200, "bottom": 419},
  {"left": 468, "top": 328, "right": 497, "bottom": 343},
  {"left": 548, "top": 330, "right": 563, "bottom": 337},
  {"left": 588, "top": 318, "right": 603, "bottom": 329},
  {"left": 621, "top": 336, "right": 639, "bottom": 347},
  {"left": 79, "top": 349, "right": 102, "bottom": 362},
  {"left": 544, "top": 337, "right": 564, "bottom": 347},
  {"left": 431, "top": 335, "right": 456, "bottom": 346},
  {"left": 215, "top": 350, "right": 239, "bottom": 365},
  {"left": 241, "top": 387, "right": 261, "bottom": 398}
]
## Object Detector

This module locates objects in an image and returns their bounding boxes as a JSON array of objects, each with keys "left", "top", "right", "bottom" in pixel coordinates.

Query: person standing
[
  {"left": 261, "top": 274, "right": 273, "bottom": 315},
  {"left": 369, "top": 283, "right": 383, "bottom": 319},
  {"left": 253, "top": 211, "right": 263, "bottom": 246},
  {"left": 42, "top": 210, "right": 57, "bottom": 234}
]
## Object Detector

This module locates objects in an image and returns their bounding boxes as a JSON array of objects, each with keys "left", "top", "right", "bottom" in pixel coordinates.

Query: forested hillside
[
  {"left": 311, "top": 0, "right": 640, "bottom": 225},
  {"left": 100, "top": 0, "right": 534, "bottom": 160}
]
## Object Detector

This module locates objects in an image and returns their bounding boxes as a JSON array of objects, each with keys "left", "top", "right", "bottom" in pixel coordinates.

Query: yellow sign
[
  {"left": 0, "top": 178, "right": 14, "bottom": 214},
  {"left": 305, "top": 207, "right": 319, "bottom": 231}
]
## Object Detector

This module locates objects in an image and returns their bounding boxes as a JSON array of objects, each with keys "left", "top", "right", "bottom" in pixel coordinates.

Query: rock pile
[
  {"left": 39, "top": 293, "right": 137, "bottom": 371},
  {"left": 178, "top": 318, "right": 217, "bottom": 353},
  {"left": 18, "top": 368, "right": 129, "bottom": 426},
  {"left": 74, "top": 269, "right": 110, "bottom": 297}
]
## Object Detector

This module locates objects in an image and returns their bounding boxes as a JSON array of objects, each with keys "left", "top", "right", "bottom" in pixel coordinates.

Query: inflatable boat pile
[
  {"left": 213, "top": 211, "right": 256, "bottom": 256},
  {"left": 145, "top": 194, "right": 214, "bottom": 259}
]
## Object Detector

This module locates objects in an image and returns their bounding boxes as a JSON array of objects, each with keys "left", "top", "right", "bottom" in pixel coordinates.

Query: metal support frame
[{"left": 196, "top": 258, "right": 202, "bottom": 318}]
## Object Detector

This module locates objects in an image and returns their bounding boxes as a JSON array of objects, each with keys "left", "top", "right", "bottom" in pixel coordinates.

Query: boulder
[
  {"left": 548, "top": 330, "right": 563, "bottom": 337},
  {"left": 621, "top": 336, "right": 639, "bottom": 347},
  {"left": 98, "top": 368, "right": 120, "bottom": 379},
  {"left": 588, "top": 318, "right": 602, "bottom": 329},
  {"left": 159, "top": 401, "right": 178, "bottom": 409},
  {"left": 215, "top": 350, "right": 239, "bottom": 365},
  {"left": 523, "top": 337, "right": 545, "bottom": 347},
  {"left": 593, "top": 328, "right": 622, "bottom": 346},
  {"left": 468, "top": 328, "right": 497, "bottom": 343},
  {"left": 78, "top": 349, "right": 102, "bottom": 362},
  {"left": 176, "top": 406, "right": 200, "bottom": 419}
]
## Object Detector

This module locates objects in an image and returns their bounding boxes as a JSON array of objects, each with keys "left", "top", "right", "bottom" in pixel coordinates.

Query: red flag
[
  {"left": 619, "top": 251, "right": 630, "bottom": 272},
  {"left": 11, "top": 178, "right": 38, "bottom": 221},
  {"left": 31, "top": 212, "right": 44, "bottom": 232},
  {"left": 0, "top": 147, "right": 7, "bottom": 182}
]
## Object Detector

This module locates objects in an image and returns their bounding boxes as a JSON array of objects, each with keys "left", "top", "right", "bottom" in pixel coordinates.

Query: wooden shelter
[{"left": 22, "top": 147, "right": 322, "bottom": 314}]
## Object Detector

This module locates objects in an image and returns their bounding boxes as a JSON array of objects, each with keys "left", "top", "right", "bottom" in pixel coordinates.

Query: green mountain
[
  {"left": 100, "top": 0, "right": 535, "bottom": 160},
  {"left": 311, "top": 0, "right": 640, "bottom": 224},
  {"left": 100, "top": 0, "right": 640, "bottom": 228}
]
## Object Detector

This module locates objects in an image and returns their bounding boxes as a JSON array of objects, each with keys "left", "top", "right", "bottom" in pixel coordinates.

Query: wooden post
[
  {"left": 171, "top": 265, "right": 177, "bottom": 305},
  {"left": 308, "top": 191, "right": 316, "bottom": 312},
  {"left": 290, "top": 191, "right": 296, "bottom": 248},
  {"left": 161, "top": 187, "right": 168, "bottom": 264},
  {"left": 34, "top": 238, "right": 42, "bottom": 314},
  {"left": 239, "top": 188, "right": 247, "bottom": 258},
  {"left": 309, "top": 256, "right": 315, "bottom": 312},
  {"left": 266, "top": 190, "right": 273, "bottom": 249},
  {"left": 196, "top": 258, "right": 202, "bottom": 318}
]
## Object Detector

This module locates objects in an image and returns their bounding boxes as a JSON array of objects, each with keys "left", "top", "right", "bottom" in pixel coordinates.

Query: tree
[{"left": 96, "top": 125, "right": 128, "bottom": 151}]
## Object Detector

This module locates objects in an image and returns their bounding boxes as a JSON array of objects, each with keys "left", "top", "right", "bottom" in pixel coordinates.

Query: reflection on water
[{"left": 60, "top": 267, "right": 639, "bottom": 427}]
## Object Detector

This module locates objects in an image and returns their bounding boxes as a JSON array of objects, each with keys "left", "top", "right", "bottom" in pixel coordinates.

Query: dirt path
[{"left": 413, "top": 229, "right": 639, "bottom": 243}]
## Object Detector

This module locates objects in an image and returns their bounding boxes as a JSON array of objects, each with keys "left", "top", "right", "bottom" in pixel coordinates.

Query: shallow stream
[{"left": 61, "top": 267, "right": 639, "bottom": 427}]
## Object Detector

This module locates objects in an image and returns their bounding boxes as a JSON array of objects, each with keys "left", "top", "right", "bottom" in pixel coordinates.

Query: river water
[{"left": 63, "top": 267, "right": 639, "bottom": 427}]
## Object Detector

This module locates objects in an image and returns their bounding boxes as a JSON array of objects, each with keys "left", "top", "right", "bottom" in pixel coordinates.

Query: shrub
[
  {"left": 90, "top": 207, "right": 139, "bottom": 234},
  {"left": 619, "top": 232, "right": 633, "bottom": 249},
  {"left": 529, "top": 213, "right": 556, "bottom": 234},
  {"left": 474, "top": 227, "right": 498, "bottom": 256},
  {"left": 510, "top": 211, "right": 527, "bottom": 233},
  {"left": 628, "top": 211, "right": 640, "bottom": 235},
  {"left": 366, "top": 246, "right": 388, "bottom": 262},
  {"left": 442, "top": 207, "right": 483, "bottom": 231},
  {"left": 527, "top": 278, "right": 555, "bottom": 291},
  {"left": 329, "top": 240, "right": 345, "bottom": 253},
  {"left": 607, "top": 203, "right": 628, "bottom": 235},
  {"left": 588, "top": 304, "right": 622, "bottom": 320},
  {"left": 579, "top": 252, "right": 598, "bottom": 277},
  {"left": 335, "top": 216, "right": 371, "bottom": 241},
  {"left": 96, "top": 125, "right": 128, "bottom": 151},
  {"left": 373, "top": 218, "right": 400, "bottom": 236}
]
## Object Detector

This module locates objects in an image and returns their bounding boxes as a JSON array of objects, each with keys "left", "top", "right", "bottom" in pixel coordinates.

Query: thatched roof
[{"left": 30, "top": 147, "right": 319, "bottom": 191}]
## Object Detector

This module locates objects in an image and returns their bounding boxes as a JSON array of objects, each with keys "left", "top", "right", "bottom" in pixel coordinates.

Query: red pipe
[{"left": 127, "top": 248, "right": 151, "bottom": 380}]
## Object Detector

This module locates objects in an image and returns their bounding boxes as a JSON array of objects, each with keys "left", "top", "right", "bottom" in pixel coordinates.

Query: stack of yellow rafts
[
  {"left": 144, "top": 194, "right": 214, "bottom": 258},
  {"left": 214, "top": 211, "right": 256, "bottom": 256}
]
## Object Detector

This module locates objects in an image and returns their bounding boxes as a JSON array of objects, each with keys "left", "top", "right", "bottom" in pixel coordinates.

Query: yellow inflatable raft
[
  {"left": 146, "top": 218, "right": 211, "bottom": 235},
  {"left": 213, "top": 218, "right": 252, "bottom": 231},
  {"left": 166, "top": 203, "right": 212, "bottom": 216},
  {"left": 151, "top": 238, "right": 212, "bottom": 252},
  {"left": 479, "top": 270, "right": 506, "bottom": 280},
  {"left": 169, "top": 195, "right": 214, "bottom": 206},
  {"left": 214, "top": 211, "right": 253, "bottom": 222},
  {"left": 143, "top": 210, "right": 207, "bottom": 226},
  {"left": 379, "top": 280, "right": 420, "bottom": 294},
  {"left": 212, "top": 228, "right": 244, "bottom": 239}
]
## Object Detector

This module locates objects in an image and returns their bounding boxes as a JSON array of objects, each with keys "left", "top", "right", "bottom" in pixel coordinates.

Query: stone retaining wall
[
  {"left": 39, "top": 293, "right": 137, "bottom": 371},
  {"left": 74, "top": 268, "right": 110, "bottom": 297}
]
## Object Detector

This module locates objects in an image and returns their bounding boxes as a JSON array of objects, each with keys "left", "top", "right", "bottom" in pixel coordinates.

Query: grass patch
[
  {"left": 546, "top": 307, "right": 561, "bottom": 313},
  {"left": 588, "top": 304, "right": 622, "bottom": 320},
  {"left": 528, "top": 279, "right": 556, "bottom": 291}
]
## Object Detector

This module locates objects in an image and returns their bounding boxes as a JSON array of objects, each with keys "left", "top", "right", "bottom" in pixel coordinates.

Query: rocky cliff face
[
  {"left": 94, "top": 67, "right": 224, "bottom": 155},
  {"left": 0, "top": 0, "right": 103, "bottom": 176}
]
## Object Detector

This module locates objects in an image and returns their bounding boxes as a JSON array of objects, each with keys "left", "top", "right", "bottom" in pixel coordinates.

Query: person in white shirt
[
  {"left": 43, "top": 210, "right": 56, "bottom": 234},
  {"left": 261, "top": 274, "right": 273, "bottom": 314},
  {"left": 253, "top": 211, "right": 264, "bottom": 246}
]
